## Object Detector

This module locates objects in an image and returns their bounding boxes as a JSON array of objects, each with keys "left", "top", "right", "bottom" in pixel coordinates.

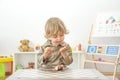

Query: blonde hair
[{"left": 45, "top": 17, "right": 69, "bottom": 38}]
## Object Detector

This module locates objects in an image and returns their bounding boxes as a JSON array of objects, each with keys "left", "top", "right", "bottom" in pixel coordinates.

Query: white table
[{"left": 7, "top": 69, "right": 109, "bottom": 80}]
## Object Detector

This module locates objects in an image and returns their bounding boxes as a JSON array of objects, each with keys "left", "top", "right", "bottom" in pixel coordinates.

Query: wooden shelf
[
  {"left": 85, "top": 60, "right": 115, "bottom": 65},
  {"left": 86, "top": 53, "right": 118, "bottom": 57}
]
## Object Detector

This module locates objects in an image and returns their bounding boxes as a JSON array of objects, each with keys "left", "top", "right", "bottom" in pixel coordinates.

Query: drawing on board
[{"left": 92, "top": 12, "right": 120, "bottom": 37}]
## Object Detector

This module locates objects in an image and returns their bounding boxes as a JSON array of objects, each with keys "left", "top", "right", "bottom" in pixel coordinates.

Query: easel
[{"left": 84, "top": 12, "right": 120, "bottom": 80}]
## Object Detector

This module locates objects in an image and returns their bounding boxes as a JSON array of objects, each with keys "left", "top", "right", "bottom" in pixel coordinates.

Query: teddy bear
[
  {"left": 26, "top": 62, "right": 35, "bottom": 69},
  {"left": 18, "top": 39, "right": 34, "bottom": 52}
]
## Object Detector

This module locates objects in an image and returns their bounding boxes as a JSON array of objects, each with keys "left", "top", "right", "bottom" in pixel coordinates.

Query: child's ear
[
  {"left": 20, "top": 40, "right": 22, "bottom": 43},
  {"left": 27, "top": 40, "right": 29, "bottom": 43}
]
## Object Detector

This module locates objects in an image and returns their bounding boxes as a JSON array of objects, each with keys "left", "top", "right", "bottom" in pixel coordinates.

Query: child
[{"left": 38, "top": 17, "right": 73, "bottom": 71}]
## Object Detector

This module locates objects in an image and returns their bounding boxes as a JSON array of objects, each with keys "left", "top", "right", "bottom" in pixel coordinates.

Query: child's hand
[
  {"left": 59, "top": 44, "right": 68, "bottom": 57},
  {"left": 55, "top": 65, "right": 64, "bottom": 71},
  {"left": 43, "top": 47, "right": 51, "bottom": 59}
]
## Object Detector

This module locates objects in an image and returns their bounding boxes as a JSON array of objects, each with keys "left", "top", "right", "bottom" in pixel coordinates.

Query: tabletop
[{"left": 6, "top": 69, "right": 109, "bottom": 80}]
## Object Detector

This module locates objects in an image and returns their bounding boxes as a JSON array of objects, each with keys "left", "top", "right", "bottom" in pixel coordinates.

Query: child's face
[{"left": 49, "top": 32, "right": 65, "bottom": 46}]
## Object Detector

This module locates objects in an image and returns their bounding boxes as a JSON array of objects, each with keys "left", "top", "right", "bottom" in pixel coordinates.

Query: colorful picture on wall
[
  {"left": 97, "top": 46, "right": 102, "bottom": 53},
  {"left": 106, "top": 46, "right": 119, "bottom": 55},
  {"left": 87, "top": 45, "right": 97, "bottom": 53},
  {"left": 97, "top": 46, "right": 106, "bottom": 54}
]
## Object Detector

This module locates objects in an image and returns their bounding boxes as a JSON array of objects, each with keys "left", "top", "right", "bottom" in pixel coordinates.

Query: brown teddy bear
[
  {"left": 18, "top": 39, "right": 34, "bottom": 52},
  {"left": 26, "top": 62, "right": 35, "bottom": 69}
]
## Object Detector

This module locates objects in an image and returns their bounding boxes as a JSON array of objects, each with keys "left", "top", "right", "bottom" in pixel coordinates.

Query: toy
[
  {"left": 18, "top": 39, "right": 34, "bottom": 52},
  {"left": 98, "top": 57, "right": 102, "bottom": 61},
  {"left": 97, "top": 46, "right": 102, "bottom": 53},
  {"left": 16, "top": 64, "right": 23, "bottom": 71},
  {"left": 78, "top": 44, "right": 82, "bottom": 51},
  {"left": 35, "top": 44, "right": 41, "bottom": 51},
  {"left": 26, "top": 62, "right": 35, "bottom": 69}
]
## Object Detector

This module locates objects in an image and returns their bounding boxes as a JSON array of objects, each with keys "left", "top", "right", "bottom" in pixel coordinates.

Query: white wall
[{"left": 0, "top": 0, "right": 120, "bottom": 55}]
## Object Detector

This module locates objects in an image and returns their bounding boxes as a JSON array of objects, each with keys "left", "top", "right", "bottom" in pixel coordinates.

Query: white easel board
[
  {"left": 91, "top": 11, "right": 120, "bottom": 44},
  {"left": 84, "top": 11, "right": 120, "bottom": 80}
]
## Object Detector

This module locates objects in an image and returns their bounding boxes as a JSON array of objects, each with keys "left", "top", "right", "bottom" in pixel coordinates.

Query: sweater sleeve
[
  {"left": 37, "top": 46, "right": 47, "bottom": 66},
  {"left": 61, "top": 44, "right": 73, "bottom": 65}
]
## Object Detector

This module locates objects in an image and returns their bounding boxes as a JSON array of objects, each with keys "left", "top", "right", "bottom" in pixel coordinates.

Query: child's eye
[
  {"left": 53, "top": 35, "right": 57, "bottom": 38},
  {"left": 60, "top": 34, "right": 64, "bottom": 37}
]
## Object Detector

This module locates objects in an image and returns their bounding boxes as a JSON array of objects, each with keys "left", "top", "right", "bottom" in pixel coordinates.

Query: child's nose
[{"left": 57, "top": 37, "right": 61, "bottom": 40}]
